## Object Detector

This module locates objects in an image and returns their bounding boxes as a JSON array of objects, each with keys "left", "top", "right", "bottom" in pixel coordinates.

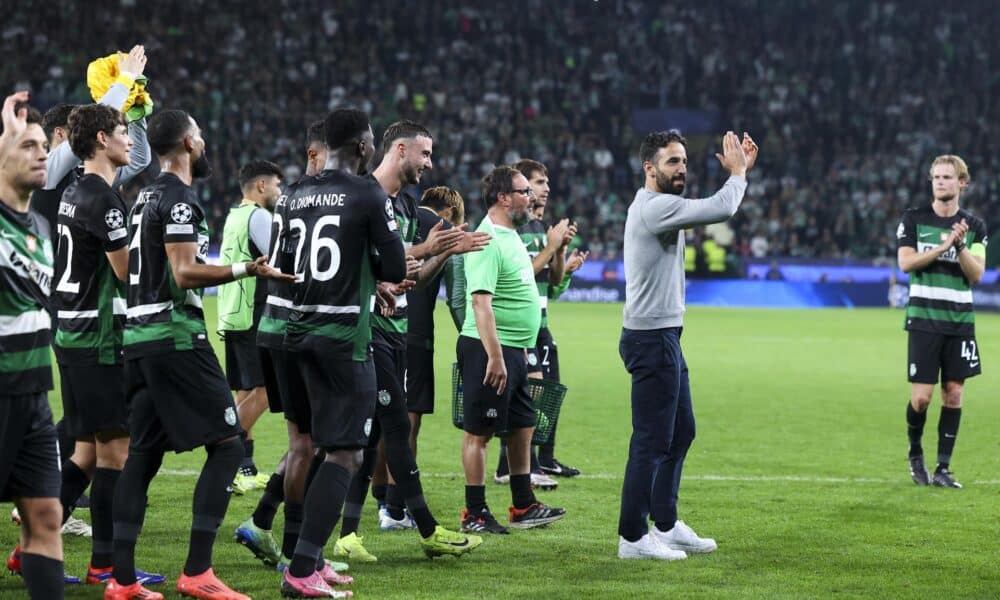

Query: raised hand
[
  {"left": 741, "top": 132, "right": 759, "bottom": 171},
  {"left": 424, "top": 219, "right": 465, "bottom": 256},
  {"left": 951, "top": 218, "right": 969, "bottom": 247},
  {"left": 565, "top": 249, "right": 589, "bottom": 273},
  {"left": 547, "top": 218, "right": 570, "bottom": 248},
  {"left": 247, "top": 256, "right": 295, "bottom": 281},
  {"left": 119, "top": 44, "right": 148, "bottom": 77},
  {"left": 1, "top": 91, "right": 30, "bottom": 143},
  {"left": 451, "top": 230, "right": 492, "bottom": 255},
  {"left": 561, "top": 221, "right": 578, "bottom": 248},
  {"left": 714, "top": 131, "right": 747, "bottom": 176}
]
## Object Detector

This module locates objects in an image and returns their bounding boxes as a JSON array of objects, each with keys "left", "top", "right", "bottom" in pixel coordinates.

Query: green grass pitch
[{"left": 3, "top": 301, "right": 999, "bottom": 599}]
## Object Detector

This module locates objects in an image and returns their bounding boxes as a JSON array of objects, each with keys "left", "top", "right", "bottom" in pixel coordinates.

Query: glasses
[{"left": 508, "top": 187, "right": 534, "bottom": 197}]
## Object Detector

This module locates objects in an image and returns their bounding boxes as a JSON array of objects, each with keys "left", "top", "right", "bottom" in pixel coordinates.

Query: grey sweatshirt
[
  {"left": 44, "top": 82, "right": 151, "bottom": 189},
  {"left": 622, "top": 175, "right": 747, "bottom": 330}
]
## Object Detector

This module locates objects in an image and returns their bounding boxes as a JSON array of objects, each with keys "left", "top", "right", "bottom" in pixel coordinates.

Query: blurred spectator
[{"left": 2, "top": 0, "right": 994, "bottom": 261}]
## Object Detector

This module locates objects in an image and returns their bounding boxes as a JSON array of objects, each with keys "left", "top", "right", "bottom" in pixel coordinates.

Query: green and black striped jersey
[
  {"left": 256, "top": 192, "right": 290, "bottom": 350},
  {"left": 371, "top": 184, "right": 418, "bottom": 348},
  {"left": 897, "top": 205, "right": 988, "bottom": 336},
  {"left": 52, "top": 174, "right": 128, "bottom": 365},
  {"left": 280, "top": 170, "right": 406, "bottom": 360},
  {"left": 124, "top": 173, "right": 211, "bottom": 357},
  {"left": 518, "top": 218, "right": 571, "bottom": 330},
  {"left": 0, "top": 202, "right": 54, "bottom": 393}
]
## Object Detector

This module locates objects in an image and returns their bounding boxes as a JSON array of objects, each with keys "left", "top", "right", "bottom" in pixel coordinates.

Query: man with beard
[
  {"left": 458, "top": 165, "right": 566, "bottom": 535},
  {"left": 897, "top": 155, "right": 987, "bottom": 489},
  {"left": 107, "top": 109, "right": 292, "bottom": 600},
  {"left": 0, "top": 92, "right": 67, "bottom": 599},
  {"left": 333, "top": 120, "right": 487, "bottom": 561},
  {"left": 617, "top": 129, "right": 756, "bottom": 561},
  {"left": 216, "top": 160, "right": 284, "bottom": 493}
]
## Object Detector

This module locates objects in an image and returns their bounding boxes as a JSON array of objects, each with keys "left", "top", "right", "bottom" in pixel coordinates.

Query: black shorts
[
  {"left": 526, "top": 327, "right": 560, "bottom": 382},
  {"left": 406, "top": 343, "right": 435, "bottom": 414},
  {"left": 456, "top": 335, "right": 535, "bottom": 435},
  {"left": 126, "top": 348, "right": 243, "bottom": 453},
  {"left": 298, "top": 351, "right": 376, "bottom": 451},
  {"left": 59, "top": 363, "right": 129, "bottom": 437},
  {"left": 369, "top": 341, "right": 409, "bottom": 446},
  {"left": 0, "top": 393, "right": 61, "bottom": 501},
  {"left": 264, "top": 348, "right": 311, "bottom": 432},
  {"left": 224, "top": 330, "right": 266, "bottom": 391},
  {"left": 907, "top": 330, "right": 982, "bottom": 384}
]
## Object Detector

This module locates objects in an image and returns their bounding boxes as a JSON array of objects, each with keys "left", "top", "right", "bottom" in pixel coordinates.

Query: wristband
[{"left": 231, "top": 262, "right": 248, "bottom": 280}]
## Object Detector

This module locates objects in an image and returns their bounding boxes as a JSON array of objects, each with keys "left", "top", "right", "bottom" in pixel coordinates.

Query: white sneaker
[
  {"left": 530, "top": 472, "right": 558, "bottom": 491},
  {"left": 11, "top": 508, "right": 20, "bottom": 525},
  {"left": 618, "top": 533, "right": 687, "bottom": 561},
  {"left": 493, "top": 473, "right": 510, "bottom": 484},
  {"left": 651, "top": 520, "right": 717, "bottom": 553},
  {"left": 378, "top": 506, "right": 416, "bottom": 531},
  {"left": 61, "top": 515, "right": 93, "bottom": 537}
]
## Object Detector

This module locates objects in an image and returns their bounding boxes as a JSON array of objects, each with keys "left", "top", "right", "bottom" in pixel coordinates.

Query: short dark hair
[
  {"left": 0, "top": 104, "right": 41, "bottom": 136},
  {"left": 481, "top": 165, "right": 520, "bottom": 209},
  {"left": 306, "top": 119, "right": 325, "bottom": 148},
  {"left": 381, "top": 120, "right": 431, "bottom": 148},
  {"left": 513, "top": 159, "right": 547, "bottom": 180},
  {"left": 42, "top": 103, "right": 76, "bottom": 138},
  {"left": 324, "top": 108, "right": 370, "bottom": 150},
  {"left": 639, "top": 129, "right": 687, "bottom": 164},
  {"left": 239, "top": 160, "right": 283, "bottom": 189},
  {"left": 147, "top": 109, "right": 194, "bottom": 156},
  {"left": 66, "top": 104, "right": 125, "bottom": 161}
]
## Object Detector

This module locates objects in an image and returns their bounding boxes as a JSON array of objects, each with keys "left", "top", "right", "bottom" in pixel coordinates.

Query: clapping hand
[{"left": 714, "top": 131, "right": 748, "bottom": 176}]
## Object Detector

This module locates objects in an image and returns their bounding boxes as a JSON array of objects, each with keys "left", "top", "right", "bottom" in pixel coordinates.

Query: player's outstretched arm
[
  {"left": 642, "top": 131, "right": 753, "bottom": 233},
  {"left": 165, "top": 243, "right": 293, "bottom": 289}
]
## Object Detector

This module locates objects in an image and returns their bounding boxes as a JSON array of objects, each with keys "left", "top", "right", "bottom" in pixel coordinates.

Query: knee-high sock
[
  {"left": 112, "top": 450, "right": 164, "bottom": 585},
  {"left": 290, "top": 462, "right": 352, "bottom": 578},
  {"left": 183, "top": 439, "right": 243, "bottom": 576},
  {"left": 90, "top": 467, "right": 120, "bottom": 568}
]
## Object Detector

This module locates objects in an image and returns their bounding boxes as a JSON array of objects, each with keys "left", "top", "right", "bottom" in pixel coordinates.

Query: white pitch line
[{"left": 158, "top": 469, "right": 1000, "bottom": 486}]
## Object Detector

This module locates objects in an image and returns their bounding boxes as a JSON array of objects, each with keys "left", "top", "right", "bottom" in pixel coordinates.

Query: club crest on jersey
[
  {"left": 378, "top": 389, "right": 391, "bottom": 406},
  {"left": 224, "top": 406, "right": 237, "bottom": 426},
  {"left": 170, "top": 203, "right": 193, "bottom": 224},
  {"left": 105, "top": 208, "right": 125, "bottom": 229}
]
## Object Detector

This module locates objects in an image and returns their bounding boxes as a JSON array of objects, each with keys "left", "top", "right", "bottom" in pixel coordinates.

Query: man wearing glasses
[{"left": 457, "top": 166, "right": 565, "bottom": 534}]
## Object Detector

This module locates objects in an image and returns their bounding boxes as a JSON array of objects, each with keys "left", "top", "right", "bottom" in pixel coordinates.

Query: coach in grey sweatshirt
[{"left": 617, "top": 129, "right": 757, "bottom": 561}]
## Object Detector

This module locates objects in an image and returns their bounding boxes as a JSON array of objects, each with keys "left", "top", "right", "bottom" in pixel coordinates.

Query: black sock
[
  {"left": 654, "top": 520, "right": 675, "bottom": 533},
  {"left": 113, "top": 450, "right": 164, "bottom": 586},
  {"left": 906, "top": 403, "right": 927, "bottom": 458},
  {"left": 252, "top": 472, "right": 285, "bottom": 530},
  {"left": 510, "top": 474, "right": 535, "bottom": 509},
  {"left": 385, "top": 484, "right": 405, "bottom": 520},
  {"left": 465, "top": 485, "right": 487, "bottom": 515},
  {"left": 290, "top": 462, "right": 351, "bottom": 578},
  {"left": 538, "top": 443, "right": 555, "bottom": 465},
  {"left": 56, "top": 419, "right": 73, "bottom": 466},
  {"left": 184, "top": 439, "right": 242, "bottom": 576},
  {"left": 408, "top": 501, "right": 437, "bottom": 538},
  {"left": 282, "top": 502, "right": 304, "bottom": 560},
  {"left": 90, "top": 467, "right": 120, "bottom": 568},
  {"left": 496, "top": 442, "right": 509, "bottom": 477},
  {"left": 937, "top": 406, "right": 962, "bottom": 469},
  {"left": 304, "top": 451, "right": 324, "bottom": 492},
  {"left": 341, "top": 449, "right": 376, "bottom": 537},
  {"left": 59, "top": 460, "right": 90, "bottom": 522},
  {"left": 20, "top": 552, "right": 64, "bottom": 600}
]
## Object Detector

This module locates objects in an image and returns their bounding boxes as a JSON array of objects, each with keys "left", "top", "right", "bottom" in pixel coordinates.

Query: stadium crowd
[{"left": 1, "top": 0, "right": 995, "bottom": 261}]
